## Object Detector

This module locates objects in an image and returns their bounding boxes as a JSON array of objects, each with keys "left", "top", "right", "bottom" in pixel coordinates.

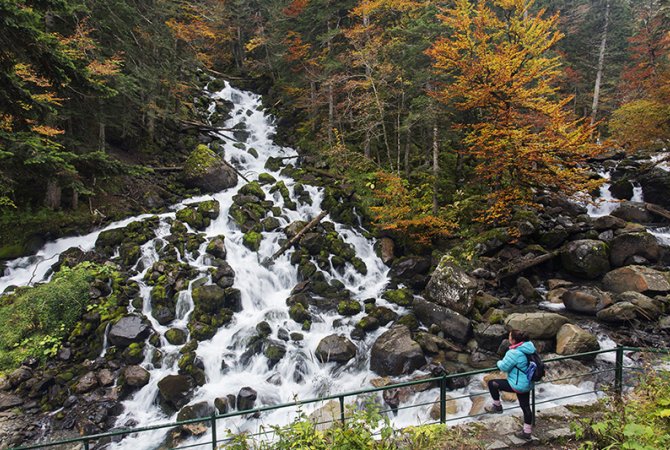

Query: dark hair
[{"left": 510, "top": 329, "right": 529, "bottom": 343}]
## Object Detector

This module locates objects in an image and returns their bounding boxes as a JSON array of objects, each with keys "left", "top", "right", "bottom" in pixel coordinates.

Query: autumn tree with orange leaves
[{"left": 427, "top": 0, "right": 602, "bottom": 223}]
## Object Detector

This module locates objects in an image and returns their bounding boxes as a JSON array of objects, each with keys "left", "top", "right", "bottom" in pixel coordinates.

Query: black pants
[{"left": 487, "top": 379, "right": 533, "bottom": 425}]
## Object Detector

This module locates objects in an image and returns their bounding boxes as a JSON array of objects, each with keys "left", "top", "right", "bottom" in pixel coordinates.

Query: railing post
[
  {"left": 83, "top": 440, "right": 89, "bottom": 450},
  {"left": 531, "top": 386, "right": 536, "bottom": 426},
  {"left": 211, "top": 414, "right": 217, "bottom": 450},
  {"left": 615, "top": 345, "right": 624, "bottom": 397},
  {"left": 439, "top": 375, "right": 447, "bottom": 424},
  {"left": 339, "top": 395, "right": 345, "bottom": 425}
]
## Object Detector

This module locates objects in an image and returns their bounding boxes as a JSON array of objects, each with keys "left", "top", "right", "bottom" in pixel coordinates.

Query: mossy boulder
[
  {"left": 560, "top": 240, "right": 610, "bottom": 279},
  {"left": 289, "top": 303, "right": 310, "bottom": 323},
  {"left": 238, "top": 181, "right": 266, "bottom": 200},
  {"left": 382, "top": 289, "right": 414, "bottom": 307},
  {"left": 206, "top": 235, "right": 227, "bottom": 259},
  {"left": 165, "top": 328, "right": 188, "bottom": 345},
  {"left": 183, "top": 144, "right": 237, "bottom": 192},
  {"left": 263, "top": 340, "right": 287, "bottom": 367},
  {"left": 337, "top": 300, "right": 361, "bottom": 316},
  {"left": 243, "top": 231, "right": 262, "bottom": 251},
  {"left": 258, "top": 173, "right": 276, "bottom": 185}
]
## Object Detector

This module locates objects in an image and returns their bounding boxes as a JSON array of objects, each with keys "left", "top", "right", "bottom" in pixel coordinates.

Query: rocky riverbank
[{"left": 1, "top": 80, "right": 669, "bottom": 449}]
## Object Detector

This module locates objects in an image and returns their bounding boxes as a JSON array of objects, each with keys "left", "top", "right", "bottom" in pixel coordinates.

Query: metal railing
[{"left": 11, "top": 346, "right": 669, "bottom": 450}]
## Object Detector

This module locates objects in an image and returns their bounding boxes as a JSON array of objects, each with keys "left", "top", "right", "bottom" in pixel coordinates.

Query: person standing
[{"left": 485, "top": 329, "right": 536, "bottom": 441}]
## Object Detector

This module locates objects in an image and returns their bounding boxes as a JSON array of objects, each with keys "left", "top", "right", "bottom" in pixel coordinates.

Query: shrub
[
  {"left": 0, "top": 263, "right": 98, "bottom": 371},
  {"left": 573, "top": 367, "right": 670, "bottom": 449}
]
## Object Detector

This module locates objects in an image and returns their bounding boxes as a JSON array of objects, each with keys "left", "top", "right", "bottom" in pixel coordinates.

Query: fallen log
[
  {"left": 304, "top": 167, "right": 345, "bottom": 180},
  {"left": 646, "top": 203, "right": 670, "bottom": 221},
  {"left": 221, "top": 159, "right": 250, "bottom": 183},
  {"left": 270, "top": 210, "right": 329, "bottom": 261},
  {"left": 496, "top": 251, "right": 559, "bottom": 281}
]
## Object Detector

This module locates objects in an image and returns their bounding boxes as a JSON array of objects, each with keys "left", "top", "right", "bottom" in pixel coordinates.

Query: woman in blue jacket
[{"left": 485, "top": 329, "right": 536, "bottom": 440}]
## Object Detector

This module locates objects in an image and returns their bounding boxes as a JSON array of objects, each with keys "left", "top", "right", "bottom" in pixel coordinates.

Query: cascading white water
[
  {"left": 587, "top": 171, "right": 619, "bottom": 217},
  {"left": 0, "top": 83, "right": 613, "bottom": 449}
]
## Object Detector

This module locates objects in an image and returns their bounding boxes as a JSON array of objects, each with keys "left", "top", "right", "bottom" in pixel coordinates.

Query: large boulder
[
  {"left": 183, "top": 145, "right": 238, "bottom": 192},
  {"left": 424, "top": 260, "right": 478, "bottom": 315},
  {"left": 638, "top": 167, "right": 670, "bottom": 208},
  {"left": 555, "top": 324, "right": 600, "bottom": 357},
  {"left": 602, "top": 266, "right": 670, "bottom": 294},
  {"left": 609, "top": 232, "right": 660, "bottom": 267},
  {"left": 0, "top": 393, "right": 23, "bottom": 412},
  {"left": 560, "top": 240, "right": 610, "bottom": 279},
  {"left": 616, "top": 291, "right": 661, "bottom": 320},
  {"left": 237, "top": 387, "right": 257, "bottom": 411},
  {"left": 562, "top": 286, "right": 613, "bottom": 314},
  {"left": 474, "top": 323, "right": 508, "bottom": 353},
  {"left": 108, "top": 315, "right": 151, "bottom": 347},
  {"left": 504, "top": 313, "right": 569, "bottom": 339},
  {"left": 412, "top": 297, "right": 472, "bottom": 343},
  {"left": 315, "top": 335, "right": 357, "bottom": 364},
  {"left": 596, "top": 302, "right": 638, "bottom": 323},
  {"left": 611, "top": 202, "right": 654, "bottom": 223},
  {"left": 370, "top": 325, "right": 426, "bottom": 376},
  {"left": 122, "top": 365, "right": 150, "bottom": 388},
  {"left": 177, "top": 401, "right": 216, "bottom": 422},
  {"left": 158, "top": 375, "right": 195, "bottom": 411}
]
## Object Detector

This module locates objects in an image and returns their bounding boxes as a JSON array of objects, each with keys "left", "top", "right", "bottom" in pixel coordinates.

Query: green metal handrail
[{"left": 10, "top": 346, "right": 668, "bottom": 450}]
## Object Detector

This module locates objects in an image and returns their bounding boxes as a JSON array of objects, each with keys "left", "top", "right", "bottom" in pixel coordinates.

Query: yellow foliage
[{"left": 31, "top": 125, "right": 65, "bottom": 137}]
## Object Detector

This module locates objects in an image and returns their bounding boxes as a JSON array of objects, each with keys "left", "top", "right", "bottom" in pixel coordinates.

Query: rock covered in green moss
[
  {"left": 337, "top": 300, "right": 362, "bottom": 316},
  {"left": 165, "top": 328, "right": 188, "bottom": 345},
  {"left": 183, "top": 144, "right": 237, "bottom": 192},
  {"left": 243, "top": 231, "right": 262, "bottom": 251},
  {"left": 382, "top": 289, "right": 414, "bottom": 307},
  {"left": 206, "top": 235, "right": 227, "bottom": 259}
]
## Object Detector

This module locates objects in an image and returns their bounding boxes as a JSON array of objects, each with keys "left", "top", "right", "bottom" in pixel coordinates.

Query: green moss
[
  {"left": 382, "top": 289, "right": 414, "bottom": 307},
  {"left": 239, "top": 181, "right": 266, "bottom": 199},
  {"left": 396, "top": 314, "right": 419, "bottom": 331},
  {"left": 258, "top": 173, "right": 277, "bottom": 185},
  {"left": 243, "top": 231, "right": 262, "bottom": 251},
  {"left": 338, "top": 300, "right": 362, "bottom": 316},
  {"left": 289, "top": 303, "right": 310, "bottom": 323},
  {"left": 184, "top": 145, "right": 219, "bottom": 178}
]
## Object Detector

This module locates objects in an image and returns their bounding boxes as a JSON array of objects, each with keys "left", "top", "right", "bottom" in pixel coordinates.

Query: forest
[{"left": 1, "top": 0, "right": 668, "bottom": 254}]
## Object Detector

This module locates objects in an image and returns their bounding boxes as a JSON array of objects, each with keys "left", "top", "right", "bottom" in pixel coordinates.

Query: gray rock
[
  {"left": 556, "top": 324, "right": 600, "bottom": 356},
  {"left": 560, "top": 239, "right": 610, "bottom": 279},
  {"left": 609, "top": 232, "right": 660, "bottom": 268},
  {"left": 413, "top": 297, "right": 472, "bottom": 343},
  {"left": 206, "top": 236, "right": 227, "bottom": 260},
  {"left": 75, "top": 372, "right": 99, "bottom": 394},
  {"left": 424, "top": 259, "right": 478, "bottom": 315},
  {"left": 315, "top": 335, "right": 357, "bottom": 364},
  {"left": 597, "top": 302, "right": 638, "bottom": 322},
  {"left": 602, "top": 265, "right": 670, "bottom": 294},
  {"left": 516, "top": 277, "right": 541, "bottom": 301},
  {"left": 616, "top": 291, "right": 661, "bottom": 320},
  {"left": 0, "top": 393, "right": 23, "bottom": 411},
  {"left": 639, "top": 167, "right": 670, "bottom": 208},
  {"left": 504, "top": 312, "right": 569, "bottom": 339},
  {"left": 177, "top": 401, "right": 215, "bottom": 422},
  {"left": 592, "top": 215, "right": 626, "bottom": 231},
  {"left": 370, "top": 325, "right": 426, "bottom": 376},
  {"left": 122, "top": 365, "right": 150, "bottom": 387},
  {"left": 611, "top": 202, "right": 654, "bottom": 223},
  {"left": 474, "top": 323, "right": 509, "bottom": 353},
  {"left": 562, "top": 286, "right": 613, "bottom": 314},
  {"left": 158, "top": 375, "right": 195, "bottom": 411},
  {"left": 109, "top": 315, "right": 151, "bottom": 347},
  {"left": 237, "top": 387, "right": 257, "bottom": 411}
]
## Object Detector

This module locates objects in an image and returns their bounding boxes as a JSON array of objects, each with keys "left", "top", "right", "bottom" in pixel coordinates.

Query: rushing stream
[{"left": 0, "top": 83, "right": 667, "bottom": 449}]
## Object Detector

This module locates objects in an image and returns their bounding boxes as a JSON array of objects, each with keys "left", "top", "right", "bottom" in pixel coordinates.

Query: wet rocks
[
  {"left": 165, "top": 328, "right": 188, "bottom": 345},
  {"left": 120, "top": 365, "right": 150, "bottom": 390},
  {"left": 560, "top": 240, "right": 610, "bottom": 279},
  {"left": 609, "top": 232, "right": 660, "bottom": 267},
  {"left": 616, "top": 291, "right": 661, "bottom": 319},
  {"left": 412, "top": 297, "right": 472, "bottom": 343},
  {"left": 158, "top": 375, "right": 195, "bottom": 411},
  {"left": 315, "top": 335, "right": 357, "bottom": 364},
  {"left": 596, "top": 302, "right": 638, "bottom": 322},
  {"left": 176, "top": 200, "right": 220, "bottom": 231},
  {"left": 638, "top": 167, "right": 670, "bottom": 208},
  {"left": 611, "top": 202, "right": 654, "bottom": 223},
  {"left": 562, "top": 287, "right": 613, "bottom": 314},
  {"left": 205, "top": 235, "right": 227, "bottom": 260},
  {"left": 0, "top": 393, "right": 24, "bottom": 411},
  {"left": 74, "top": 372, "right": 99, "bottom": 394},
  {"left": 504, "top": 313, "right": 569, "bottom": 339},
  {"left": 424, "top": 260, "right": 478, "bottom": 315},
  {"left": 108, "top": 316, "right": 151, "bottom": 347},
  {"left": 177, "top": 401, "right": 215, "bottom": 422},
  {"left": 370, "top": 325, "right": 426, "bottom": 376},
  {"left": 474, "top": 323, "right": 509, "bottom": 353},
  {"left": 382, "top": 288, "right": 414, "bottom": 307},
  {"left": 262, "top": 340, "right": 287, "bottom": 367},
  {"left": 182, "top": 144, "right": 238, "bottom": 192},
  {"left": 602, "top": 265, "right": 670, "bottom": 294},
  {"left": 236, "top": 387, "right": 257, "bottom": 411},
  {"left": 555, "top": 324, "right": 600, "bottom": 357}
]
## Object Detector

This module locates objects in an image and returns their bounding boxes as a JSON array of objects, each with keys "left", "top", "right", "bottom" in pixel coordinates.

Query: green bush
[
  {"left": 573, "top": 368, "right": 670, "bottom": 449},
  {"left": 0, "top": 263, "right": 98, "bottom": 371}
]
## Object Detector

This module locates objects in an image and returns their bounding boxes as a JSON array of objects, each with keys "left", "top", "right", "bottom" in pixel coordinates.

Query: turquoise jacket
[{"left": 496, "top": 341, "right": 536, "bottom": 393}]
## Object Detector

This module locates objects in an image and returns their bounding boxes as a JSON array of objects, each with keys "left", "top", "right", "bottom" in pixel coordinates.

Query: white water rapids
[{"left": 0, "top": 83, "right": 653, "bottom": 449}]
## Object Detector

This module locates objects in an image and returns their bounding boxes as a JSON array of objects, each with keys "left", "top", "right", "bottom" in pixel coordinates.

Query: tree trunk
[
  {"left": 328, "top": 82, "right": 334, "bottom": 146},
  {"left": 45, "top": 179, "right": 62, "bottom": 210},
  {"left": 591, "top": 0, "right": 610, "bottom": 127},
  {"left": 364, "top": 129, "right": 371, "bottom": 159},
  {"left": 432, "top": 123, "right": 439, "bottom": 216},
  {"left": 404, "top": 125, "right": 411, "bottom": 178},
  {"left": 71, "top": 189, "right": 79, "bottom": 210}
]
